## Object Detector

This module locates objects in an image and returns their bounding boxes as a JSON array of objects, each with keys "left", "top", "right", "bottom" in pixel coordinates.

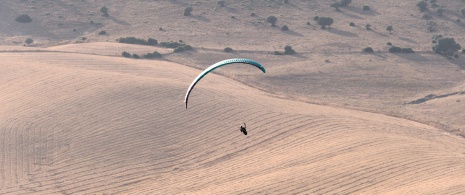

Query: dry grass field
[{"left": 2, "top": 0, "right": 465, "bottom": 194}]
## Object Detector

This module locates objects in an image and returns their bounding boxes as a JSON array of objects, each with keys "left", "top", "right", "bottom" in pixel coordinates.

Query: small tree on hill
[
  {"left": 317, "top": 17, "right": 334, "bottom": 29},
  {"left": 417, "top": 1, "right": 428, "bottom": 12},
  {"left": 432, "top": 36, "right": 462, "bottom": 55},
  {"left": 461, "top": 8, "right": 465, "bottom": 16},
  {"left": 267, "top": 16, "right": 278, "bottom": 26},
  {"left": 331, "top": 2, "right": 341, "bottom": 11},
  {"left": 284, "top": 45, "right": 296, "bottom": 55},
  {"left": 363, "top": 47, "right": 374, "bottom": 53},
  {"left": 224, "top": 47, "right": 233, "bottom": 52},
  {"left": 100, "top": 6, "right": 109, "bottom": 17},
  {"left": 218, "top": 0, "right": 226, "bottom": 7},
  {"left": 281, "top": 25, "right": 289, "bottom": 31},
  {"left": 25, "top": 38, "right": 33, "bottom": 45},
  {"left": 184, "top": 7, "right": 193, "bottom": 16},
  {"left": 15, "top": 14, "right": 32, "bottom": 23},
  {"left": 436, "top": 8, "right": 444, "bottom": 16},
  {"left": 365, "top": 24, "right": 371, "bottom": 30},
  {"left": 340, "top": 0, "right": 352, "bottom": 7},
  {"left": 363, "top": 5, "right": 371, "bottom": 11},
  {"left": 386, "top": 25, "right": 393, "bottom": 33}
]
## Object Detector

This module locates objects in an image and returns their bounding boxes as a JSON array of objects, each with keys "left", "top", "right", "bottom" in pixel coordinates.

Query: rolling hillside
[{"left": 1, "top": 46, "right": 465, "bottom": 194}]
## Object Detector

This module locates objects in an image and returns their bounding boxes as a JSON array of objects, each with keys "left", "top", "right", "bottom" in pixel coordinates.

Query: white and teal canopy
[{"left": 184, "top": 58, "right": 266, "bottom": 109}]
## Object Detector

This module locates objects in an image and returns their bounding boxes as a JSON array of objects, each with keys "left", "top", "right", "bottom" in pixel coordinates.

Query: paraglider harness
[{"left": 240, "top": 123, "right": 247, "bottom": 135}]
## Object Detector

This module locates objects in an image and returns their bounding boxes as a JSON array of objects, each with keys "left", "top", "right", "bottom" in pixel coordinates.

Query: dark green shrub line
[
  {"left": 122, "top": 51, "right": 162, "bottom": 59},
  {"left": 117, "top": 37, "right": 158, "bottom": 46}
]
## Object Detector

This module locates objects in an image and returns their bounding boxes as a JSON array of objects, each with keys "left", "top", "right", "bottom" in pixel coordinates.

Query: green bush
[
  {"left": 432, "top": 36, "right": 462, "bottom": 54},
  {"left": 387, "top": 42, "right": 392, "bottom": 46},
  {"left": 15, "top": 14, "right": 32, "bottom": 23},
  {"left": 183, "top": 45, "right": 193, "bottom": 50},
  {"left": 363, "top": 5, "right": 370, "bottom": 11},
  {"left": 184, "top": 7, "right": 193, "bottom": 16},
  {"left": 436, "top": 8, "right": 444, "bottom": 16},
  {"left": 331, "top": 2, "right": 341, "bottom": 11},
  {"left": 144, "top": 51, "right": 162, "bottom": 58},
  {"left": 147, "top": 38, "right": 158, "bottom": 45},
  {"left": 349, "top": 22, "right": 355, "bottom": 26},
  {"left": 267, "top": 16, "right": 278, "bottom": 26},
  {"left": 461, "top": 8, "right": 465, "bottom": 16},
  {"left": 132, "top": 54, "right": 140, "bottom": 59},
  {"left": 25, "top": 38, "right": 33, "bottom": 45},
  {"left": 100, "top": 6, "right": 109, "bottom": 17},
  {"left": 363, "top": 47, "right": 374, "bottom": 53},
  {"left": 454, "top": 54, "right": 459, "bottom": 58},
  {"left": 98, "top": 30, "right": 107, "bottom": 35},
  {"left": 417, "top": 1, "right": 428, "bottom": 12},
  {"left": 281, "top": 25, "right": 289, "bottom": 31},
  {"left": 122, "top": 51, "right": 131, "bottom": 58},
  {"left": 317, "top": 17, "right": 334, "bottom": 29},
  {"left": 218, "top": 0, "right": 225, "bottom": 7},
  {"left": 401, "top": 48, "right": 414, "bottom": 53},
  {"left": 389, "top": 46, "right": 402, "bottom": 53},
  {"left": 365, "top": 24, "right": 371, "bottom": 30},
  {"left": 386, "top": 25, "right": 393, "bottom": 33},
  {"left": 160, "top": 41, "right": 186, "bottom": 48},
  {"left": 174, "top": 46, "right": 185, "bottom": 53},
  {"left": 224, "top": 47, "right": 233, "bottom": 52},
  {"left": 313, "top": 16, "right": 319, "bottom": 21},
  {"left": 340, "top": 0, "right": 352, "bottom": 7},
  {"left": 284, "top": 45, "right": 296, "bottom": 55},
  {"left": 462, "top": 49, "right": 465, "bottom": 53}
]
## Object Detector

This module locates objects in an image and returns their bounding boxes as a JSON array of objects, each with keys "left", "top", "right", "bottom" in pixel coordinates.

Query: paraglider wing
[{"left": 184, "top": 58, "right": 266, "bottom": 109}]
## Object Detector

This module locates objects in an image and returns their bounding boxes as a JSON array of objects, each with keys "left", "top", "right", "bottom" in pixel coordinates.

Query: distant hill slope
[{"left": 1, "top": 46, "right": 464, "bottom": 194}]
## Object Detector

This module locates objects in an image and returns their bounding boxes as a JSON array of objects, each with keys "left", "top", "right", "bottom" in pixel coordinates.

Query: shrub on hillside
[
  {"left": 349, "top": 22, "right": 355, "bottom": 26},
  {"left": 122, "top": 51, "right": 131, "bottom": 58},
  {"left": 25, "top": 38, "right": 33, "bottom": 45},
  {"left": 160, "top": 41, "right": 186, "bottom": 48},
  {"left": 218, "top": 0, "right": 225, "bottom": 7},
  {"left": 339, "top": 0, "right": 352, "bottom": 7},
  {"left": 174, "top": 46, "right": 185, "bottom": 53},
  {"left": 388, "top": 46, "right": 402, "bottom": 53},
  {"left": 267, "top": 16, "right": 278, "bottom": 26},
  {"left": 313, "top": 16, "right": 319, "bottom": 21},
  {"left": 284, "top": 45, "right": 296, "bottom": 55},
  {"left": 436, "top": 8, "right": 444, "bottom": 16},
  {"left": 386, "top": 25, "right": 393, "bottom": 33},
  {"left": 100, "top": 6, "right": 109, "bottom": 17},
  {"left": 183, "top": 45, "right": 193, "bottom": 51},
  {"left": 461, "top": 8, "right": 465, "bottom": 16},
  {"left": 184, "top": 7, "right": 193, "bottom": 16},
  {"left": 432, "top": 36, "right": 462, "bottom": 54},
  {"left": 147, "top": 38, "right": 158, "bottom": 45},
  {"left": 363, "top": 47, "right": 374, "bottom": 53},
  {"left": 331, "top": 2, "right": 341, "bottom": 11},
  {"left": 317, "top": 17, "right": 334, "bottom": 29},
  {"left": 365, "top": 24, "right": 371, "bottom": 30},
  {"left": 417, "top": 1, "right": 428, "bottom": 12},
  {"left": 15, "top": 14, "right": 32, "bottom": 23},
  {"left": 98, "top": 30, "right": 107, "bottom": 35},
  {"left": 387, "top": 42, "right": 392, "bottom": 46},
  {"left": 281, "top": 25, "right": 289, "bottom": 31},
  {"left": 224, "top": 47, "right": 233, "bottom": 52},
  {"left": 401, "top": 48, "right": 415, "bottom": 53},
  {"left": 144, "top": 51, "right": 162, "bottom": 58},
  {"left": 363, "top": 5, "right": 371, "bottom": 11},
  {"left": 132, "top": 54, "right": 140, "bottom": 59}
]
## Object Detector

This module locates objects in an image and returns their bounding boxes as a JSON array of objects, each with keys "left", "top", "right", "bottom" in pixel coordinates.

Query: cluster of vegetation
[
  {"left": 363, "top": 47, "right": 374, "bottom": 53},
  {"left": 317, "top": 17, "right": 334, "bottom": 29},
  {"left": 388, "top": 46, "right": 414, "bottom": 53},
  {"left": 98, "top": 30, "right": 107, "bottom": 35},
  {"left": 330, "top": 0, "right": 352, "bottom": 11},
  {"left": 274, "top": 45, "right": 296, "bottom": 55},
  {"left": 218, "top": 1, "right": 226, "bottom": 7},
  {"left": 117, "top": 37, "right": 158, "bottom": 46},
  {"left": 432, "top": 35, "right": 462, "bottom": 57},
  {"left": 15, "top": 14, "right": 32, "bottom": 23},
  {"left": 363, "top": 4, "right": 371, "bottom": 11},
  {"left": 224, "top": 47, "right": 233, "bottom": 52},
  {"left": 25, "top": 38, "right": 33, "bottom": 45},
  {"left": 159, "top": 41, "right": 193, "bottom": 53},
  {"left": 122, "top": 51, "right": 162, "bottom": 59},
  {"left": 100, "top": 6, "right": 109, "bottom": 17},
  {"left": 267, "top": 16, "right": 278, "bottom": 26},
  {"left": 184, "top": 7, "right": 193, "bottom": 16}
]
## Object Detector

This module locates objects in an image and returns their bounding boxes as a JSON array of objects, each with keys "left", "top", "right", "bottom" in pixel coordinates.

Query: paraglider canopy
[{"left": 184, "top": 58, "right": 266, "bottom": 109}]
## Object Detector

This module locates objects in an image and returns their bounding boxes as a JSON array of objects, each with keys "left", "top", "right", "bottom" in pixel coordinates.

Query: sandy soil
[{"left": 1, "top": 46, "right": 465, "bottom": 194}]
